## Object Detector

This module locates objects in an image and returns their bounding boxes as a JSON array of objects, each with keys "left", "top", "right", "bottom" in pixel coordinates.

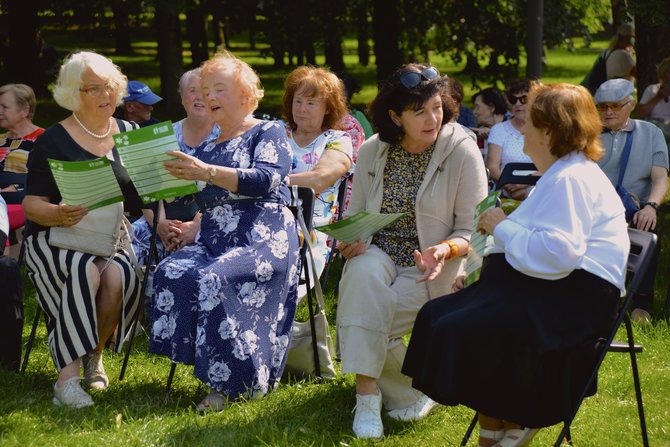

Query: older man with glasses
[{"left": 595, "top": 78, "right": 668, "bottom": 323}]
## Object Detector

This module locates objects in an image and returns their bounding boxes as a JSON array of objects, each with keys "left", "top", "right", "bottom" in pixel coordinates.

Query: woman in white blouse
[{"left": 403, "top": 83, "right": 629, "bottom": 447}]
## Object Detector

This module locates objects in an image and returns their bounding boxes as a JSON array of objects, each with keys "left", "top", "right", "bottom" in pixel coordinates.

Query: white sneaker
[
  {"left": 82, "top": 351, "right": 109, "bottom": 390},
  {"left": 352, "top": 391, "right": 384, "bottom": 439},
  {"left": 386, "top": 394, "right": 439, "bottom": 421},
  {"left": 53, "top": 377, "right": 94, "bottom": 408}
]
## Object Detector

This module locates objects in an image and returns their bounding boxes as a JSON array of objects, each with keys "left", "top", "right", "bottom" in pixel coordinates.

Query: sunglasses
[
  {"left": 506, "top": 94, "right": 528, "bottom": 105},
  {"left": 400, "top": 67, "right": 440, "bottom": 89},
  {"left": 596, "top": 100, "right": 632, "bottom": 112}
]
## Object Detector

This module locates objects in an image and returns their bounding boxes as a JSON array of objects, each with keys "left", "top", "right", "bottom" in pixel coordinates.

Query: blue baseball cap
[
  {"left": 123, "top": 80, "right": 163, "bottom": 105},
  {"left": 594, "top": 79, "right": 635, "bottom": 104}
]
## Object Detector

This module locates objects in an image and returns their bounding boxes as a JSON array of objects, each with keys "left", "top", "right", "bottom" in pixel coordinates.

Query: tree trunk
[
  {"left": 186, "top": 0, "right": 209, "bottom": 66},
  {"left": 323, "top": 0, "right": 345, "bottom": 72},
  {"left": 112, "top": 0, "right": 133, "bottom": 55},
  {"left": 631, "top": 0, "right": 670, "bottom": 100},
  {"left": 372, "top": 0, "right": 403, "bottom": 83},
  {"left": 525, "top": 0, "right": 543, "bottom": 80},
  {"left": 247, "top": 0, "right": 257, "bottom": 50},
  {"left": 3, "top": 0, "right": 44, "bottom": 95},
  {"left": 155, "top": 0, "right": 183, "bottom": 111},
  {"left": 356, "top": 0, "right": 370, "bottom": 67},
  {"left": 610, "top": 0, "right": 628, "bottom": 32},
  {"left": 635, "top": 21, "right": 670, "bottom": 98}
]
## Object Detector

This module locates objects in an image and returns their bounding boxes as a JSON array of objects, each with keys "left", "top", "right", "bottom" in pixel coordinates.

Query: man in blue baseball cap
[
  {"left": 121, "top": 80, "right": 163, "bottom": 127},
  {"left": 595, "top": 78, "right": 668, "bottom": 323}
]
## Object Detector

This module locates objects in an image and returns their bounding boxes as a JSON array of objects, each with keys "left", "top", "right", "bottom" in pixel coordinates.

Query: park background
[{"left": 1, "top": 1, "right": 670, "bottom": 446}]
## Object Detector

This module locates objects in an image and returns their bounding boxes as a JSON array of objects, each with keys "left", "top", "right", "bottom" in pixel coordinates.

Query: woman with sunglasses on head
[
  {"left": 486, "top": 79, "right": 536, "bottom": 199},
  {"left": 336, "top": 64, "right": 488, "bottom": 439},
  {"left": 22, "top": 51, "right": 145, "bottom": 408}
]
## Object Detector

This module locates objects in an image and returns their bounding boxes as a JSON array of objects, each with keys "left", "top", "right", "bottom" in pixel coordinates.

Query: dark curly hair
[{"left": 368, "top": 64, "right": 456, "bottom": 144}]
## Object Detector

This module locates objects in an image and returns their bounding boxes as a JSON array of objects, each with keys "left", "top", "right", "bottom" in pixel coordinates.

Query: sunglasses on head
[
  {"left": 506, "top": 94, "right": 528, "bottom": 105},
  {"left": 400, "top": 67, "right": 440, "bottom": 89}
]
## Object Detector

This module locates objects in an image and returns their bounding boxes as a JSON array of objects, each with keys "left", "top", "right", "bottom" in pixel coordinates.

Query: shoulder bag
[{"left": 614, "top": 127, "right": 640, "bottom": 222}]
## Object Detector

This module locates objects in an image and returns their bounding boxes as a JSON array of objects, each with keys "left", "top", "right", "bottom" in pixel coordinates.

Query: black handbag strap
[{"left": 616, "top": 126, "right": 635, "bottom": 190}]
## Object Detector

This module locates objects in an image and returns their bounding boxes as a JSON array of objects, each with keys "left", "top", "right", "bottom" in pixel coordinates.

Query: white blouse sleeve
[{"left": 493, "top": 175, "right": 593, "bottom": 278}]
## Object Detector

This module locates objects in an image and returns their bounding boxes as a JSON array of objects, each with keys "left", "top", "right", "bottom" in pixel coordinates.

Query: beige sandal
[{"left": 196, "top": 391, "right": 227, "bottom": 412}]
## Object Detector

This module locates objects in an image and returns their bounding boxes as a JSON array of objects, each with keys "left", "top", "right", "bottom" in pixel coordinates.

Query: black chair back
[{"left": 495, "top": 162, "right": 539, "bottom": 190}]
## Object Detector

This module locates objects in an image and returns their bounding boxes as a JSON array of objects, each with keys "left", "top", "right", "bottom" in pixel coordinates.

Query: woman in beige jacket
[{"left": 336, "top": 64, "right": 488, "bottom": 439}]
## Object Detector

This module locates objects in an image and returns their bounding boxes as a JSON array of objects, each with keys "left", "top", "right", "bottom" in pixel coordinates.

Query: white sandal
[
  {"left": 492, "top": 428, "right": 539, "bottom": 447},
  {"left": 479, "top": 428, "right": 505, "bottom": 446}
]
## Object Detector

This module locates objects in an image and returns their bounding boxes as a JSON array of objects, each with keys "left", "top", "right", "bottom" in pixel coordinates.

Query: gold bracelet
[{"left": 440, "top": 240, "right": 458, "bottom": 261}]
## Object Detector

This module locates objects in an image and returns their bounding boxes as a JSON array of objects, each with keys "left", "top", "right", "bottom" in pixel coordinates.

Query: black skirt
[{"left": 402, "top": 254, "right": 620, "bottom": 427}]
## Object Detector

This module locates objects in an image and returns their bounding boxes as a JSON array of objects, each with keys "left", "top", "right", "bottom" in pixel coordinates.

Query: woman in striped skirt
[{"left": 23, "top": 51, "right": 143, "bottom": 408}]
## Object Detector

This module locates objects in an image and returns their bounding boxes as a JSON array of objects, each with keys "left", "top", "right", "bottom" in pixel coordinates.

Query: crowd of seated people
[{"left": 6, "top": 43, "right": 670, "bottom": 447}]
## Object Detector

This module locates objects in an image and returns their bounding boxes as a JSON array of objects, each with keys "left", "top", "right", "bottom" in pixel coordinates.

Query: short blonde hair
[
  {"left": 200, "top": 50, "right": 264, "bottom": 113},
  {"left": 53, "top": 51, "right": 128, "bottom": 112},
  {"left": 528, "top": 83, "right": 604, "bottom": 161},
  {"left": 281, "top": 66, "right": 348, "bottom": 131},
  {"left": 0, "top": 83, "right": 37, "bottom": 120}
]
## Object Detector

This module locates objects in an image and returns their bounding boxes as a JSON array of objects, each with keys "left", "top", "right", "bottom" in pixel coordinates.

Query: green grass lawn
[{"left": 4, "top": 29, "right": 670, "bottom": 447}]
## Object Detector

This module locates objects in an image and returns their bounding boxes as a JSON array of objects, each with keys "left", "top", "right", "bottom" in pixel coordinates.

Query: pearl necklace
[{"left": 72, "top": 113, "right": 112, "bottom": 139}]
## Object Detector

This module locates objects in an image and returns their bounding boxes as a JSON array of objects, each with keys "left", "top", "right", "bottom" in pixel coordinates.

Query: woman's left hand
[
  {"left": 164, "top": 150, "right": 209, "bottom": 181},
  {"left": 413, "top": 244, "right": 450, "bottom": 283},
  {"left": 477, "top": 207, "right": 506, "bottom": 235},
  {"left": 504, "top": 183, "right": 530, "bottom": 200}
]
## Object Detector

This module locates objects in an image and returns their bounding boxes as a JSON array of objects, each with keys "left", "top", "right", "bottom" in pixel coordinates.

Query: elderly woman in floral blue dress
[{"left": 149, "top": 51, "right": 300, "bottom": 412}]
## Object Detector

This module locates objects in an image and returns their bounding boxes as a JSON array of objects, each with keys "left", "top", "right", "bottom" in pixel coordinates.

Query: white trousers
[{"left": 337, "top": 245, "right": 429, "bottom": 410}]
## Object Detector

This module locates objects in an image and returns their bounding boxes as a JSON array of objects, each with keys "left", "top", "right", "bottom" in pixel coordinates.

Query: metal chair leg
[
  {"left": 460, "top": 412, "right": 478, "bottom": 446},
  {"left": 166, "top": 362, "right": 177, "bottom": 395},
  {"left": 624, "top": 315, "right": 649, "bottom": 447},
  {"left": 20, "top": 306, "right": 41, "bottom": 374}
]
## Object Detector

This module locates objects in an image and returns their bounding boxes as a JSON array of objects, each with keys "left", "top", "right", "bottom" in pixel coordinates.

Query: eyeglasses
[
  {"left": 506, "top": 94, "right": 528, "bottom": 105},
  {"left": 79, "top": 83, "right": 115, "bottom": 97},
  {"left": 596, "top": 100, "right": 632, "bottom": 112},
  {"left": 400, "top": 67, "right": 440, "bottom": 89}
]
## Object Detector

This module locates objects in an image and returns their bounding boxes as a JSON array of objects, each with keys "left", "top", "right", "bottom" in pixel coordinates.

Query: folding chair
[
  {"left": 119, "top": 200, "right": 163, "bottom": 381},
  {"left": 460, "top": 228, "right": 655, "bottom": 447},
  {"left": 165, "top": 187, "right": 318, "bottom": 394}
]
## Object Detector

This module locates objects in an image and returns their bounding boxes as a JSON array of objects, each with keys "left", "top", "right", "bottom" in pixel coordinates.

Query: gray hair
[
  {"left": 53, "top": 51, "right": 128, "bottom": 112},
  {"left": 178, "top": 68, "right": 201, "bottom": 94},
  {"left": 0, "top": 83, "right": 37, "bottom": 120}
]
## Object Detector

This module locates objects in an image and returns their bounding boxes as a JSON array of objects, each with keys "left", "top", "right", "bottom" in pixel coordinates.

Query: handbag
[
  {"left": 615, "top": 127, "right": 639, "bottom": 222},
  {"left": 49, "top": 202, "right": 124, "bottom": 257},
  {"left": 284, "top": 188, "right": 337, "bottom": 379}
]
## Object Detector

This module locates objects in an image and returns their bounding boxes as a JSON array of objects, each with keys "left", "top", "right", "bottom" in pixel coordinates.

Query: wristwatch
[
  {"left": 645, "top": 201, "right": 659, "bottom": 210},
  {"left": 206, "top": 165, "right": 217, "bottom": 185}
]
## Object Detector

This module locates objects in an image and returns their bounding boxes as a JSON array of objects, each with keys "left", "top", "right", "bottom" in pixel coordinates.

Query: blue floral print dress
[{"left": 149, "top": 120, "right": 300, "bottom": 398}]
